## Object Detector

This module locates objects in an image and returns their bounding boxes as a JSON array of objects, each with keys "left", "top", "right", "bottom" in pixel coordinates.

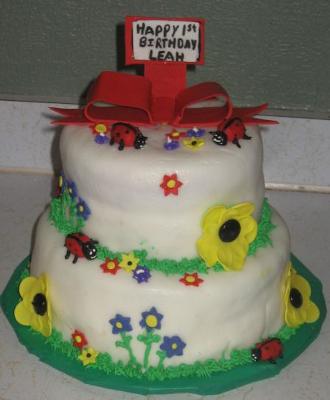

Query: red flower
[
  {"left": 91, "top": 122, "right": 109, "bottom": 135},
  {"left": 179, "top": 273, "right": 204, "bottom": 287},
  {"left": 166, "top": 129, "right": 186, "bottom": 140},
  {"left": 100, "top": 258, "right": 120, "bottom": 275},
  {"left": 160, "top": 173, "right": 183, "bottom": 196},
  {"left": 72, "top": 329, "right": 88, "bottom": 349}
]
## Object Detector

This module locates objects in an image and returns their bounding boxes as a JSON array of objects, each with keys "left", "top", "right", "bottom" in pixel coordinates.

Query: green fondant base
[{"left": 0, "top": 255, "right": 326, "bottom": 396}]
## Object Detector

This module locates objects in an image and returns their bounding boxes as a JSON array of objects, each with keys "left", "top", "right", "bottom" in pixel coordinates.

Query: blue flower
[
  {"left": 76, "top": 198, "right": 91, "bottom": 220},
  {"left": 160, "top": 335, "right": 186, "bottom": 358},
  {"left": 187, "top": 127, "right": 205, "bottom": 137},
  {"left": 109, "top": 314, "right": 133, "bottom": 334},
  {"left": 140, "top": 307, "right": 163, "bottom": 331},
  {"left": 133, "top": 266, "right": 151, "bottom": 283},
  {"left": 164, "top": 140, "right": 180, "bottom": 151},
  {"left": 95, "top": 134, "right": 109, "bottom": 145},
  {"left": 67, "top": 180, "right": 78, "bottom": 198}
]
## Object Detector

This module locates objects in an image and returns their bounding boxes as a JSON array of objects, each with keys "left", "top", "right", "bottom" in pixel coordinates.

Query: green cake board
[{"left": 0, "top": 254, "right": 326, "bottom": 396}]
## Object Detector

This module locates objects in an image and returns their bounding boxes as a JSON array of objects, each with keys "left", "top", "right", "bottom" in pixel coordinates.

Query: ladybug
[
  {"left": 210, "top": 118, "right": 251, "bottom": 148},
  {"left": 109, "top": 122, "right": 148, "bottom": 151},
  {"left": 64, "top": 233, "right": 98, "bottom": 264},
  {"left": 251, "top": 338, "right": 283, "bottom": 363}
]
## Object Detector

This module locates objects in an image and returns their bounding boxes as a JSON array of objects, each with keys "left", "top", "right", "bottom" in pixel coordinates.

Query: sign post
[{"left": 125, "top": 17, "right": 205, "bottom": 122}]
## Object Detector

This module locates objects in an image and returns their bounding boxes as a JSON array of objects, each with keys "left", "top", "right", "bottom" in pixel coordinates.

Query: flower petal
[
  {"left": 306, "top": 301, "right": 320, "bottom": 323},
  {"left": 232, "top": 202, "right": 255, "bottom": 217},
  {"left": 19, "top": 276, "right": 38, "bottom": 297},
  {"left": 14, "top": 301, "right": 32, "bottom": 326}
]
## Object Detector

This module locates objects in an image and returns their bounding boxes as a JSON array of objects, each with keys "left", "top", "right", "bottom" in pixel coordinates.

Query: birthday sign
[{"left": 126, "top": 17, "right": 204, "bottom": 65}]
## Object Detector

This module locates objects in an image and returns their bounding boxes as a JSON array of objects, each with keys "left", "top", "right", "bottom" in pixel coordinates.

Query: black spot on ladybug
[
  {"left": 290, "top": 288, "right": 303, "bottom": 308},
  {"left": 32, "top": 293, "right": 47, "bottom": 315},
  {"left": 65, "top": 233, "right": 98, "bottom": 263},
  {"left": 251, "top": 338, "right": 283, "bottom": 363},
  {"left": 218, "top": 219, "right": 241, "bottom": 242}
]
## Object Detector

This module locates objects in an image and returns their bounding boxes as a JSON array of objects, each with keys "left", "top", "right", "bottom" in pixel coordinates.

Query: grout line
[
  {"left": 265, "top": 182, "right": 330, "bottom": 194},
  {"left": 0, "top": 167, "right": 53, "bottom": 176},
  {"left": 0, "top": 167, "right": 329, "bottom": 194}
]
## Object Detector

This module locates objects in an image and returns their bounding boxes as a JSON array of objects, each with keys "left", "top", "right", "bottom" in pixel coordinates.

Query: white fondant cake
[
  {"left": 28, "top": 122, "right": 292, "bottom": 369},
  {"left": 5, "top": 16, "right": 322, "bottom": 391}
]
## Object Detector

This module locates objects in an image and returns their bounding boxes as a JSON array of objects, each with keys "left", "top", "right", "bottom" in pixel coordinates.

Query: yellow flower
[
  {"left": 119, "top": 253, "right": 139, "bottom": 272},
  {"left": 283, "top": 263, "right": 320, "bottom": 328},
  {"left": 183, "top": 137, "right": 205, "bottom": 151},
  {"left": 14, "top": 274, "right": 52, "bottom": 337},
  {"left": 196, "top": 202, "right": 257, "bottom": 271},
  {"left": 78, "top": 347, "right": 99, "bottom": 366}
]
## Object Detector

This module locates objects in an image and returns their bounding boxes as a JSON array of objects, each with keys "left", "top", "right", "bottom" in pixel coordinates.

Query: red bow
[{"left": 51, "top": 71, "right": 277, "bottom": 128}]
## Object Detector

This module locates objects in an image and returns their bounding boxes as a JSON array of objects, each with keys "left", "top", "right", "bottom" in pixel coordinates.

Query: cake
[{"left": 1, "top": 17, "right": 325, "bottom": 395}]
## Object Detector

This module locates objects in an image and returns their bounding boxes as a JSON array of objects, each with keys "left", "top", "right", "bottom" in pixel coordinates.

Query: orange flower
[
  {"left": 166, "top": 129, "right": 186, "bottom": 140},
  {"left": 72, "top": 329, "right": 88, "bottom": 349},
  {"left": 91, "top": 122, "right": 109, "bottom": 135},
  {"left": 160, "top": 173, "right": 183, "bottom": 196},
  {"left": 100, "top": 258, "right": 120, "bottom": 275},
  {"left": 179, "top": 273, "right": 204, "bottom": 287}
]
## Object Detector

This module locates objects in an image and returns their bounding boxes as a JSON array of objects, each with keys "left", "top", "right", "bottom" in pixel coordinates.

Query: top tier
[{"left": 60, "top": 123, "right": 264, "bottom": 260}]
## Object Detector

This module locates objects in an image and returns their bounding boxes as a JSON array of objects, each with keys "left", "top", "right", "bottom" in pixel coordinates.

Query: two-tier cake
[{"left": 1, "top": 17, "right": 325, "bottom": 395}]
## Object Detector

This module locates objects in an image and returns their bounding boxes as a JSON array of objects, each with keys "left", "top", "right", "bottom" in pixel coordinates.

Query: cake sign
[
  {"left": 126, "top": 17, "right": 205, "bottom": 65},
  {"left": 132, "top": 20, "right": 200, "bottom": 62}
]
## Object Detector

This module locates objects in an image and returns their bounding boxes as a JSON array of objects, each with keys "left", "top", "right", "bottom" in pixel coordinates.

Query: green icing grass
[
  {"left": 49, "top": 196, "right": 275, "bottom": 275},
  {"left": 248, "top": 199, "right": 276, "bottom": 256},
  {"left": 35, "top": 324, "right": 297, "bottom": 382},
  {"left": 49, "top": 191, "right": 84, "bottom": 235}
]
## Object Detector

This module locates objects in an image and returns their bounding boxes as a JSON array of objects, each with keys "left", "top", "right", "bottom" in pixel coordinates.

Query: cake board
[{"left": 0, "top": 254, "right": 326, "bottom": 396}]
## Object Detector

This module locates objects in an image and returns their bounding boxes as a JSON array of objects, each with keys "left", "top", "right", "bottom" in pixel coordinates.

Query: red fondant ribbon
[{"left": 51, "top": 71, "right": 277, "bottom": 127}]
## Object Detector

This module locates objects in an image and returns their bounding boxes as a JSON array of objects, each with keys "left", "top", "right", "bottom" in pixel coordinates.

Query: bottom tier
[{"left": 29, "top": 208, "right": 290, "bottom": 367}]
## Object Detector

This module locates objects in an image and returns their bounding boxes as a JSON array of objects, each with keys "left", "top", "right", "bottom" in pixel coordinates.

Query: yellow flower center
[
  {"left": 116, "top": 321, "right": 123, "bottom": 329},
  {"left": 95, "top": 123, "right": 107, "bottom": 133},
  {"left": 145, "top": 315, "right": 158, "bottom": 328},
  {"left": 107, "top": 261, "right": 115, "bottom": 270},
  {"left": 171, "top": 343, "right": 178, "bottom": 350},
  {"left": 78, "top": 205, "right": 84, "bottom": 212},
  {"left": 166, "top": 179, "right": 176, "bottom": 189},
  {"left": 186, "top": 275, "right": 196, "bottom": 283},
  {"left": 75, "top": 336, "right": 82, "bottom": 343}
]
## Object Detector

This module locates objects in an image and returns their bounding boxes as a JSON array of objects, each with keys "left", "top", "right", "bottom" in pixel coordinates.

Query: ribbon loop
[{"left": 51, "top": 71, "right": 277, "bottom": 128}]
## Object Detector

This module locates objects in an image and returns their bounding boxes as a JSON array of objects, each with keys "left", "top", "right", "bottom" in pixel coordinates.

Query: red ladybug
[
  {"left": 109, "top": 122, "right": 147, "bottom": 151},
  {"left": 210, "top": 118, "right": 251, "bottom": 148},
  {"left": 64, "top": 233, "right": 98, "bottom": 264},
  {"left": 251, "top": 338, "right": 283, "bottom": 363}
]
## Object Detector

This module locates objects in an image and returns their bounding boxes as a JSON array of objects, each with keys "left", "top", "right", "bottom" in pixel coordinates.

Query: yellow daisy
[
  {"left": 196, "top": 202, "right": 257, "bottom": 271},
  {"left": 14, "top": 274, "right": 52, "bottom": 337},
  {"left": 283, "top": 263, "right": 320, "bottom": 328},
  {"left": 78, "top": 347, "right": 99, "bottom": 366},
  {"left": 119, "top": 252, "right": 139, "bottom": 272},
  {"left": 183, "top": 137, "right": 205, "bottom": 151}
]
